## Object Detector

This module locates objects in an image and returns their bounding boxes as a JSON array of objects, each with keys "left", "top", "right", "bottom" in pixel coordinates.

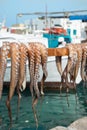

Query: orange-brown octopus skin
[
  {"left": 17, "top": 43, "right": 28, "bottom": 92},
  {"left": 28, "top": 42, "right": 48, "bottom": 98},
  {"left": 28, "top": 43, "right": 40, "bottom": 99},
  {"left": 35, "top": 43, "right": 48, "bottom": 95},
  {"left": 61, "top": 44, "right": 78, "bottom": 88},
  {"left": 27, "top": 43, "right": 41, "bottom": 128},
  {"left": 0, "top": 42, "right": 10, "bottom": 99},
  {"left": 28, "top": 43, "right": 36, "bottom": 99},
  {"left": 81, "top": 43, "right": 87, "bottom": 81},
  {"left": 69, "top": 44, "right": 82, "bottom": 83},
  {"left": 61, "top": 43, "right": 85, "bottom": 89},
  {"left": 27, "top": 42, "right": 48, "bottom": 127},
  {"left": 5, "top": 42, "right": 29, "bottom": 123},
  {"left": 55, "top": 56, "right": 62, "bottom": 76},
  {"left": 6, "top": 42, "right": 20, "bottom": 123},
  {"left": 16, "top": 43, "right": 28, "bottom": 116}
]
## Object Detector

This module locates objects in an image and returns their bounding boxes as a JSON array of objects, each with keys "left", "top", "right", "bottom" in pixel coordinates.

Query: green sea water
[{"left": 0, "top": 81, "right": 87, "bottom": 130}]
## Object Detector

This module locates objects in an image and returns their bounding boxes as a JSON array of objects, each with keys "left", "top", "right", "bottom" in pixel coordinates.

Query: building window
[
  {"left": 73, "top": 29, "right": 77, "bottom": 35},
  {"left": 67, "top": 29, "right": 71, "bottom": 35}
]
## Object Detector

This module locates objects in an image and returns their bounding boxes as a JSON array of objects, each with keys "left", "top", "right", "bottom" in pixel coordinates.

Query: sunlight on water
[{"left": 0, "top": 81, "right": 87, "bottom": 130}]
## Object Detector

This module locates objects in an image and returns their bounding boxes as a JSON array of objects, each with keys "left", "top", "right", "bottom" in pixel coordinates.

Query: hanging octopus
[
  {"left": 28, "top": 42, "right": 48, "bottom": 98},
  {"left": 68, "top": 44, "right": 82, "bottom": 85},
  {"left": 55, "top": 44, "right": 82, "bottom": 106},
  {"left": 61, "top": 44, "right": 79, "bottom": 90},
  {"left": 0, "top": 42, "right": 10, "bottom": 99},
  {"left": 60, "top": 43, "right": 83, "bottom": 91},
  {"left": 4, "top": 41, "right": 48, "bottom": 127},
  {"left": 28, "top": 43, "right": 41, "bottom": 127},
  {"left": 27, "top": 42, "right": 48, "bottom": 127},
  {"left": 6, "top": 42, "right": 28, "bottom": 123}
]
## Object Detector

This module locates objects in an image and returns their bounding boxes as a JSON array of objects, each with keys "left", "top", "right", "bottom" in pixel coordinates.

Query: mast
[{"left": 45, "top": 4, "right": 48, "bottom": 28}]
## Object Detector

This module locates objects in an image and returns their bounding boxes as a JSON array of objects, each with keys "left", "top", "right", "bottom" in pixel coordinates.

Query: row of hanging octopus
[
  {"left": 56, "top": 42, "right": 87, "bottom": 91},
  {"left": 0, "top": 41, "right": 48, "bottom": 128},
  {"left": 0, "top": 41, "right": 87, "bottom": 128}
]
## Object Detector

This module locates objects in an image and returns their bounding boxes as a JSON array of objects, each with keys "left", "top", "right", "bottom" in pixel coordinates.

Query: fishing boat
[
  {"left": 43, "top": 25, "right": 71, "bottom": 48},
  {"left": 0, "top": 31, "right": 49, "bottom": 67},
  {"left": 0, "top": 30, "right": 83, "bottom": 85}
]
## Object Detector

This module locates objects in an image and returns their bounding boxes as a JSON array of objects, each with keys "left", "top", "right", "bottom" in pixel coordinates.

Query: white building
[{"left": 26, "top": 16, "right": 87, "bottom": 43}]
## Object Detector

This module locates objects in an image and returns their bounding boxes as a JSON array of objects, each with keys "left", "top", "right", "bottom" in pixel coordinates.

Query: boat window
[{"left": 64, "top": 37, "right": 71, "bottom": 43}]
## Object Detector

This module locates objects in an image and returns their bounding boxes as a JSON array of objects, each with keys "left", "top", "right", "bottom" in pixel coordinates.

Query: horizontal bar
[
  {"left": 47, "top": 47, "right": 69, "bottom": 56},
  {"left": 7, "top": 47, "right": 69, "bottom": 58},
  {"left": 3, "top": 81, "right": 76, "bottom": 91}
]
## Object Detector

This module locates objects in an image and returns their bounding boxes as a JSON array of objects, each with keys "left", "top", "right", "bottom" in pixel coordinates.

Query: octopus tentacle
[
  {"left": 60, "top": 44, "right": 78, "bottom": 106},
  {"left": 28, "top": 42, "right": 48, "bottom": 127},
  {"left": 61, "top": 49, "right": 71, "bottom": 83},
  {"left": 74, "top": 45, "right": 82, "bottom": 81},
  {"left": 17, "top": 43, "right": 28, "bottom": 91},
  {"left": 28, "top": 43, "right": 40, "bottom": 128},
  {"left": 69, "top": 44, "right": 82, "bottom": 86},
  {"left": 36, "top": 43, "right": 48, "bottom": 95},
  {"left": 33, "top": 44, "right": 41, "bottom": 98},
  {"left": 6, "top": 42, "right": 20, "bottom": 123},
  {"left": 16, "top": 43, "right": 28, "bottom": 117},
  {"left": 60, "top": 43, "right": 79, "bottom": 106},
  {"left": 55, "top": 56, "right": 63, "bottom": 94},
  {"left": 55, "top": 56, "right": 62, "bottom": 76},
  {"left": 65, "top": 44, "right": 78, "bottom": 85},
  {"left": 81, "top": 43, "right": 87, "bottom": 82},
  {"left": 0, "top": 42, "right": 10, "bottom": 99},
  {"left": 28, "top": 44, "right": 35, "bottom": 99},
  {"left": 69, "top": 44, "right": 82, "bottom": 105}
]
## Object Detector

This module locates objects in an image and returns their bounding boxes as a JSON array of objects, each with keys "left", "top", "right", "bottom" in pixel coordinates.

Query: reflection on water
[{"left": 0, "top": 81, "right": 87, "bottom": 130}]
